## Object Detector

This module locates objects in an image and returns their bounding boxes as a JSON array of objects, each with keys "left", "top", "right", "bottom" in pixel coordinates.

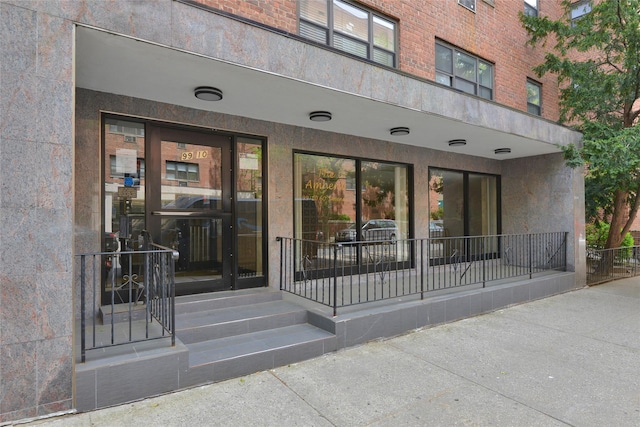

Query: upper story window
[
  {"left": 527, "top": 79, "right": 542, "bottom": 115},
  {"left": 524, "top": 0, "right": 538, "bottom": 17},
  {"left": 435, "top": 42, "right": 494, "bottom": 100},
  {"left": 571, "top": 1, "right": 591, "bottom": 25},
  {"left": 458, "top": 0, "right": 476, "bottom": 12},
  {"left": 299, "top": 0, "right": 396, "bottom": 67}
]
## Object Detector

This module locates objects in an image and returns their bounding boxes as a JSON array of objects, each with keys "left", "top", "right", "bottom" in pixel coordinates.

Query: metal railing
[
  {"left": 278, "top": 232, "right": 567, "bottom": 315},
  {"left": 586, "top": 246, "right": 640, "bottom": 285},
  {"left": 77, "top": 240, "right": 179, "bottom": 362}
]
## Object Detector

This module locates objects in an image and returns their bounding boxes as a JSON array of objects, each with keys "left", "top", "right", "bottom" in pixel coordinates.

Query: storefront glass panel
[
  {"left": 429, "top": 168, "right": 499, "bottom": 262},
  {"left": 294, "top": 152, "right": 411, "bottom": 269},
  {"left": 237, "top": 138, "right": 264, "bottom": 278}
]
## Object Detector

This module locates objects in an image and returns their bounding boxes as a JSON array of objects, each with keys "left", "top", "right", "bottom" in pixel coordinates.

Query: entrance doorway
[
  {"left": 147, "top": 126, "right": 232, "bottom": 294},
  {"left": 103, "top": 116, "right": 265, "bottom": 301}
]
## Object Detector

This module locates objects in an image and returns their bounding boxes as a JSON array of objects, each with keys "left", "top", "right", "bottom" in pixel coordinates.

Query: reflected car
[
  {"left": 429, "top": 221, "right": 445, "bottom": 238},
  {"left": 335, "top": 219, "right": 399, "bottom": 242}
]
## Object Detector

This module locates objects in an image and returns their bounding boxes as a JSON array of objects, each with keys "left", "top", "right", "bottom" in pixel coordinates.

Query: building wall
[
  {"left": 194, "top": 0, "right": 562, "bottom": 121},
  {"left": 502, "top": 153, "right": 585, "bottom": 275},
  {"left": 75, "top": 88, "right": 509, "bottom": 288},
  {"left": 0, "top": 0, "right": 583, "bottom": 422}
]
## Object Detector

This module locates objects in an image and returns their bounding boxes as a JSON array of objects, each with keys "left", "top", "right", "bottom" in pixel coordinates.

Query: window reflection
[
  {"left": 294, "top": 153, "right": 410, "bottom": 246},
  {"left": 361, "top": 161, "right": 408, "bottom": 241},
  {"left": 428, "top": 168, "right": 499, "bottom": 239},
  {"left": 160, "top": 142, "right": 222, "bottom": 210},
  {"left": 104, "top": 118, "right": 146, "bottom": 245},
  {"left": 237, "top": 138, "right": 263, "bottom": 278},
  {"left": 294, "top": 153, "right": 356, "bottom": 246}
]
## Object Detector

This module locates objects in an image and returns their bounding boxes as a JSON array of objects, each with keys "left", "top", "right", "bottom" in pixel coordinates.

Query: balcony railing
[
  {"left": 77, "top": 239, "right": 178, "bottom": 362},
  {"left": 278, "top": 232, "right": 568, "bottom": 315},
  {"left": 586, "top": 246, "right": 640, "bottom": 285}
]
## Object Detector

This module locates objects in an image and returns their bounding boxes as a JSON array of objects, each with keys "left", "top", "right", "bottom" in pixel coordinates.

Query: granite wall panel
[{"left": 1, "top": 1, "right": 74, "bottom": 422}]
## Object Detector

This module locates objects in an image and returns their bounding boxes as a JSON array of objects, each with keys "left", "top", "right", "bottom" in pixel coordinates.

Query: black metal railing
[
  {"left": 278, "top": 232, "right": 567, "bottom": 315},
  {"left": 586, "top": 246, "right": 640, "bottom": 285},
  {"left": 78, "top": 239, "right": 178, "bottom": 362}
]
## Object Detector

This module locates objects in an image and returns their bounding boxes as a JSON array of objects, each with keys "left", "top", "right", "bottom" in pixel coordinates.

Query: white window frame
[
  {"left": 435, "top": 41, "right": 494, "bottom": 100},
  {"left": 571, "top": 0, "right": 591, "bottom": 25},
  {"left": 524, "top": 0, "right": 538, "bottom": 17},
  {"left": 526, "top": 79, "right": 542, "bottom": 116},
  {"left": 458, "top": 0, "right": 476, "bottom": 12},
  {"left": 298, "top": 0, "right": 397, "bottom": 67}
]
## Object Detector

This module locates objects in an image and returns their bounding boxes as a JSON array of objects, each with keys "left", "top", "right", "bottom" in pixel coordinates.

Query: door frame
[
  {"left": 147, "top": 124, "right": 234, "bottom": 294},
  {"left": 101, "top": 114, "right": 268, "bottom": 302}
]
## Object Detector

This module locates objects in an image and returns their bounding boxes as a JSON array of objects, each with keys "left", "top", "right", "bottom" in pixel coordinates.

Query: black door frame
[
  {"left": 146, "top": 124, "right": 233, "bottom": 294},
  {"left": 102, "top": 115, "right": 268, "bottom": 301}
]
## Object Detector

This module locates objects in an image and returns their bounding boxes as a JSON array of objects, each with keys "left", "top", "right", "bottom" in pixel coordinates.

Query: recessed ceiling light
[
  {"left": 494, "top": 148, "right": 511, "bottom": 154},
  {"left": 194, "top": 86, "right": 223, "bottom": 101},
  {"left": 309, "top": 111, "right": 332, "bottom": 122},
  {"left": 448, "top": 139, "right": 467, "bottom": 146},
  {"left": 390, "top": 127, "right": 410, "bottom": 136}
]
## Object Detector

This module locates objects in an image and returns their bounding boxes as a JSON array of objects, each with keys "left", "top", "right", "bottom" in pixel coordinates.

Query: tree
[{"left": 520, "top": 0, "right": 640, "bottom": 249}]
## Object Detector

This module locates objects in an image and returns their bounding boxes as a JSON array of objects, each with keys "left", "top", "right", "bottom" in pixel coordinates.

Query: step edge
[{"left": 188, "top": 334, "right": 336, "bottom": 368}]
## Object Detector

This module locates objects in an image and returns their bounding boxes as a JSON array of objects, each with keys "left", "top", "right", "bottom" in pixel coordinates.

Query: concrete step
[
  {"left": 176, "top": 300, "right": 308, "bottom": 344},
  {"left": 174, "top": 287, "right": 282, "bottom": 315},
  {"left": 181, "top": 324, "right": 337, "bottom": 387}
]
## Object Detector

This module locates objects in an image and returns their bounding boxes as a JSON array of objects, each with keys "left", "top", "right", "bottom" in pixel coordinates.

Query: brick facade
[{"left": 194, "top": 0, "right": 563, "bottom": 121}]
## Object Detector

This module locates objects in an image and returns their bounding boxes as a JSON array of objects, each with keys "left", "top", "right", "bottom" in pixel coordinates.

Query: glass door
[
  {"left": 104, "top": 117, "right": 266, "bottom": 300},
  {"left": 147, "top": 126, "right": 232, "bottom": 295}
]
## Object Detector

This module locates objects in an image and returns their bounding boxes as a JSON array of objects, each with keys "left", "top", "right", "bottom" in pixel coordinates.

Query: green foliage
[
  {"left": 520, "top": 1, "right": 640, "bottom": 246},
  {"left": 329, "top": 213, "right": 351, "bottom": 221},
  {"left": 430, "top": 207, "right": 443, "bottom": 220},
  {"left": 586, "top": 222, "right": 634, "bottom": 250},
  {"left": 520, "top": 0, "right": 640, "bottom": 127}
]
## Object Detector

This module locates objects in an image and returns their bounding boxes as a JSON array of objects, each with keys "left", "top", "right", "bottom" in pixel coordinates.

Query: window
[
  {"left": 299, "top": 0, "right": 396, "bottom": 67},
  {"left": 435, "top": 42, "right": 494, "bottom": 100},
  {"left": 524, "top": 0, "right": 538, "bottom": 17},
  {"left": 571, "top": 1, "right": 591, "bottom": 25},
  {"left": 166, "top": 161, "right": 199, "bottom": 182},
  {"left": 527, "top": 79, "right": 542, "bottom": 115},
  {"left": 458, "top": 0, "right": 476, "bottom": 12},
  {"left": 428, "top": 168, "right": 499, "bottom": 257},
  {"left": 294, "top": 152, "right": 410, "bottom": 245}
]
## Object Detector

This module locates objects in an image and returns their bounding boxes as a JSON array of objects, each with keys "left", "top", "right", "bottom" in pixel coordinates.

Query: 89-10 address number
[{"left": 181, "top": 151, "right": 208, "bottom": 160}]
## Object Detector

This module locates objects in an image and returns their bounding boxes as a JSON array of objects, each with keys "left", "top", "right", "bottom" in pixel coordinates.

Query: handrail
[
  {"left": 586, "top": 245, "right": 640, "bottom": 285},
  {"left": 278, "top": 232, "right": 568, "bottom": 314},
  {"left": 77, "top": 243, "right": 177, "bottom": 363}
]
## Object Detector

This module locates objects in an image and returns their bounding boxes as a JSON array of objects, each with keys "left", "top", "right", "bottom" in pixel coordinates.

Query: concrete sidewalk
[{"left": 16, "top": 279, "right": 640, "bottom": 426}]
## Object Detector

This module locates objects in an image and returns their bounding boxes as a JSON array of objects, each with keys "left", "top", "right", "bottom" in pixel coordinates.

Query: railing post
[
  {"left": 170, "top": 250, "right": 176, "bottom": 347},
  {"left": 80, "top": 255, "right": 86, "bottom": 363},
  {"left": 277, "top": 237, "right": 283, "bottom": 291},
  {"left": 420, "top": 239, "right": 424, "bottom": 300},
  {"left": 564, "top": 232, "right": 569, "bottom": 272},
  {"left": 529, "top": 234, "right": 533, "bottom": 280},
  {"left": 482, "top": 236, "right": 486, "bottom": 288},
  {"left": 144, "top": 251, "right": 149, "bottom": 338},
  {"left": 110, "top": 255, "right": 115, "bottom": 345},
  {"left": 333, "top": 244, "right": 338, "bottom": 317}
]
